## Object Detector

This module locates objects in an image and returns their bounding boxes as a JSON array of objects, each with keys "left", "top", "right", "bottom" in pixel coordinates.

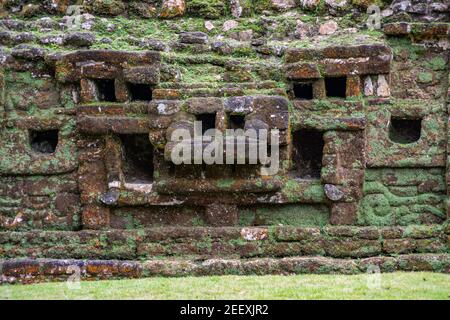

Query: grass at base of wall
[{"left": 1, "top": 272, "right": 449, "bottom": 300}]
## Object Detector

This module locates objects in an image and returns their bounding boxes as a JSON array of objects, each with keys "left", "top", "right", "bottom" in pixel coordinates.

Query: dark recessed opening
[
  {"left": 389, "top": 118, "right": 422, "bottom": 144},
  {"left": 120, "top": 134, "right": 154, "bottom": 184},
  {"left": 95, "top": 79, "right": 116, "bottom": 102},
  {"left": 168, "top": 162, "right": 176, "bottom": 175},
  {"left": 30, "top": 129, "right": 59, "bottom": 154},
  {"left": 292, "top": 129, "right": 324, "bottom": 179},
  {"left": 196, "top": 113, "right": 216, "bottom": 134},
  {"left": 228, "top": 114, "right": 246, "bottom": 130},
  {"left": 325, "top": 77, "right": 347, "bottom": 98},
  {"left": 128, "top": 83, "right": 153, "bottom": 101},
  {"left": 293, "top": 82, "right": 314, "bottom": 100}
]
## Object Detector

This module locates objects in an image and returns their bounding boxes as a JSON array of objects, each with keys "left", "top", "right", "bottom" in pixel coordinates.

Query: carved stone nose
[{"left": 100, "top": 188, "right": 120, "bottom": 206}]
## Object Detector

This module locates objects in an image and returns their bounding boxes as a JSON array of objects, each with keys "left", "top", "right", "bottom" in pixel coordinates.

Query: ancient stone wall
[{"left": 0, "top": 0, "right": 449, "bottom": 282}]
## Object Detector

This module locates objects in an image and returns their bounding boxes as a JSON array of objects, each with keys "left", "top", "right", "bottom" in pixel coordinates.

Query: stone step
[
  {"left": 0, "top": 226, "right": 447, "bottom": 260},
  {"left": 1, "top": 254, "right": 449, "bottom": 284}
]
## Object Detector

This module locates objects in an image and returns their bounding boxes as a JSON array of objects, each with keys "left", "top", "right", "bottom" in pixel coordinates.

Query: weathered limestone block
[
  {"left": 285, "top": 62, "right": 320, "bottom": 80},
  {"left": 0, "top": 174, "right": 82, "bottom": 231},
  {"left": 229, "top": 0, "right": 243, "bottom": 18},
  {"left": 159, "top": 0, "right": 185, "bottom": 18},
  {"left": 395, "top": 254, "right": 450, "bottom": 272},
  {"left": 79, "top": 63, "right": 120, "bottom": 80},
  {"left": 240, "top": 227, "right": 269, "bottom": 241},
  {"left": 301, "top": 0, "right": 321, "bottom": 10},
  {"left": 165, "top": 118, "right": 195, "bottom": 141},
  {"left": 11, "top": 45, "right": 45, "bottom": 61},
  {"left": 252, "top": 96, "right": 289, "bottom": 130},
  {"left": 130, "top": 2, "right": 157, "bottom": 18},
  {"left": 184, "top": 97, "right": 223, "bottom": 114},
  {"left": 360, "top": 169, "right": 447, "bottom": 226},
  {"left": 346, "top": 75, "right": 361, "bottom": 97},
  {"left": 330, "top": 202, "right": 358, "bottom": 225},
  {"left": 0, "top": 120, "right": 78, "bottom": 175},
  {"left": 272, "top": 227, "right": 322, "bottom": 241},
  {"left": 114, "top": 78, "right": 129, "bottom": 102},
  {"left": 383, "top": 238, "right": 416, "bottom": 254},
  {"left": 271, "top": 0, "right": 297, "bottom": 11},
  {"left": 55, "top": 50, "right": 160, "bottom": 83},
  {"left": 377, "top": 74, "right": 390, "bottom": 97},
  {"left": 1, "top": 254, "right": 449, "bottom": 283},
  {"left": 63, "top": 32, "right": 95, "bottom": 48},
  {"left": 384, "top": 22, "right": 449, "bottom": 37},
  {"left": 79, "top": 117, "right": 150, "bottom": 135},
  {"left": 4, "top": 71, "right": 60, "bottom": 110},
  {"left": 322, "top": 130, "right": 365, "bottom": 198},
  {"left": 123, "top": 66, "right": 160, "bottom": 84},
  {"left": 364, "top": 75, "right": 374, "bottom": 96},
  {"left": 179, "top": 32, "right": 208, "bottom": 44},
  {"left": 80, "top": 78, "right": 98, "bottom": 103},
  {"left": 42, "top": 0, "right": 71, "bottom": 14},
  {"left": 82, "top": 205, "right": 110, "bottom": 230},
  {"left": 324, "top": 184, "right": 344, "bottom": 201},
  {"left": 324, "top": 238, "right": 382, "bottom": 258},
  {"left": 186, "top": 0, "right": 227, "bottom": 19},
  {"left": 366, "top": 102, "right": 446, "bottom": 168},
  {"left": 319, "top": 20, "right": 338, "bottom": 35},
  {"left": 390, "top": 0, "right": 449, "bottom": 21},
  {"left": 205, "top": 204, "right": 238, "bottom": 227},
  {"left": 77, "top": 137, "right": 107, "bottom": 203},
  {"left": 224, "top": 96, "right": 254, "bottom": 113},
  {"left": 325, "top": 0, "right": 347, "bottom": 10},
  {"left": 89, "top": 0, "right": 127, "bottom": 16}
]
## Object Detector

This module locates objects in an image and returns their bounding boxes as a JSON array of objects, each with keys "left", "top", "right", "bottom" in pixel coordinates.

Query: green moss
[
  {"left": 178, "top": 63, "right": 225, "bottom": 84},
  {"left": 417, "top": 72, "right": 433, "bottom": 84},
  {"left": 191, "top": 217, "right": 206, "bottom": 227},
  {"left": 253, "top": 0, "right": 272, "bottom": 13},
  {"left": 186, "top": 0, "right": 228, "bottom": 19},
  {"left": 388, "top": 37, "right": 425, "bottom": 61},
  {"left": 242, "top": 204, "right": 330, "bottom": 227},
  {"left": 359, "top": 171, "right": 447, "bottom": 226},
  {"left": 238, "top": 209, "right": 255, "bottom": 226},
  {"left": 196, "top": 236, "right": 213, "bottom": 251},
  {"left": 425, "top": 57, "right": 447, "bottom": 71},
  {"left": 217, "top": 178, "right": 235, "bottom": 189},
  {"left": 282, "top": 179, "right": 326, "bottom": 203},
  {"left": 351, "top": 0, "right": 388, "bottom": 8},
  {"left": 232, "top": 46, "right": 258, "bottom": 59}
]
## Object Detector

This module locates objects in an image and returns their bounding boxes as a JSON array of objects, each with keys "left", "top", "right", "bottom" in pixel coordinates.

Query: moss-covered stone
[{"left": 186, "top": 0, "right": 228, "bottom": 19}]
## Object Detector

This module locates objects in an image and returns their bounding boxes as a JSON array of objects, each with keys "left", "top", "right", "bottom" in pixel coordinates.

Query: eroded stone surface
[{"left": 0, "top": 0, "right": 448, "bottom": 281}]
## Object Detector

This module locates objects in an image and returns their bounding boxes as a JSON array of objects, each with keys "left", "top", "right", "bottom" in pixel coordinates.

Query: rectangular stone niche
[
  {"left": 119, "top": 134, "right": 154, "bottom": 184},
  {"left": 292, "top": 129, "right": 324, "bottom": 180},
  {"left": 196, "top": 113, "right": 216, "bottom": 134},
  {"left": 29, "top": 129, "right": 59, "bottom": 154},
  {"left": 95, "top": 79, "right": 117, "bottom": 102},
  {"left": 127, "top": 83, "right": 153, "bottom": 101},
  {"left": 389, "top": 117, "right": 422, "bottom": 144},
  {"left": 325, "top": 76, "right": 347, "bottom": 98},
  {"left": 228, "top": 114, "right": 246, "bottom": 130},
  {"left": 293, "top": 82, "right": 314, "bottom": 100}
]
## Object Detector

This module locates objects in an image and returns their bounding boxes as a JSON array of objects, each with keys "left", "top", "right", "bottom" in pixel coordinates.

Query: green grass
[{"left": 0, "top": 273, "right": 449, "bottom": 300}]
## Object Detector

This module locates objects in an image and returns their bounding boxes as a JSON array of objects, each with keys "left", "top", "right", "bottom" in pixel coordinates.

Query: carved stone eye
[
  {"left": 325, "top": 76, "right": 347, "bottom": 98},
  {"left": 29, "top": 129, "right": 59, "bottom": 154},
  {"left": 389, "top": 118, "right": 422, "bottom": 144}
]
